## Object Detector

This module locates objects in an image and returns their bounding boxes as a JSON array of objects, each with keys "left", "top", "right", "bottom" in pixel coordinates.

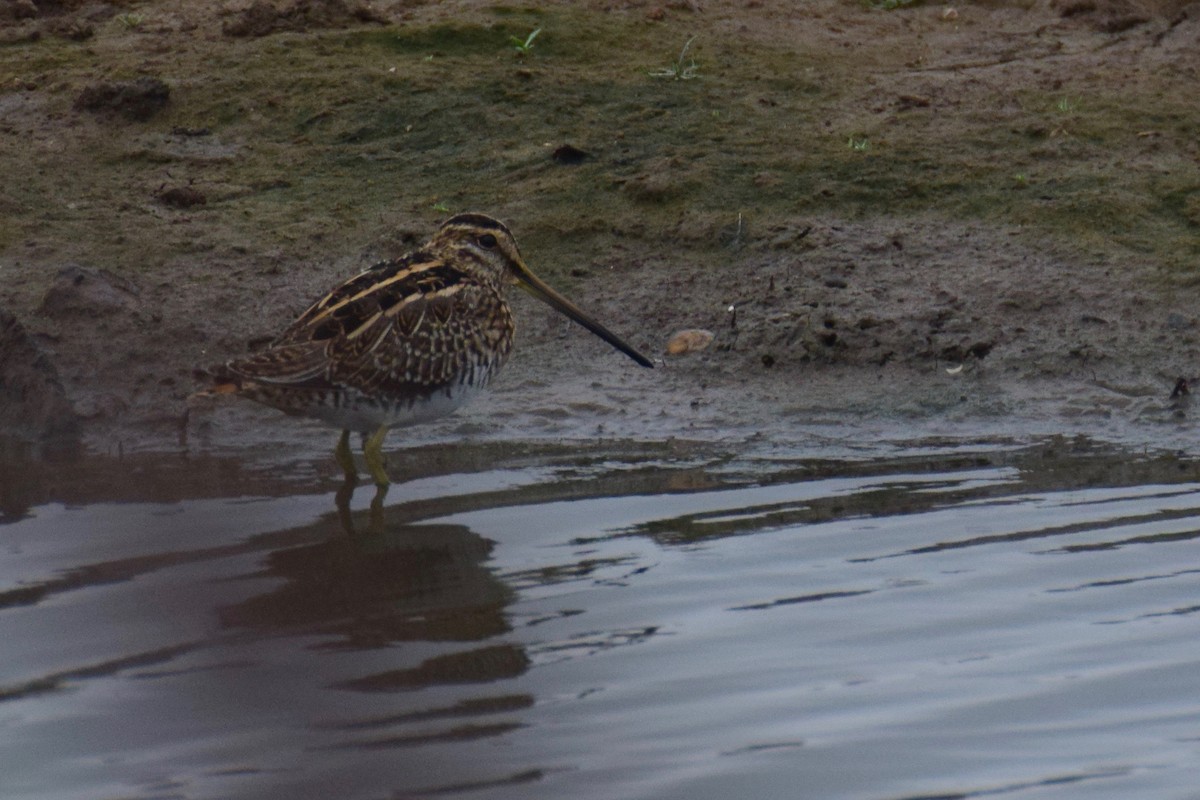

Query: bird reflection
[
  {"left": 334, "top": 475, "right": 389, "bottom": 536},
  {"left": 218, "top": 508, "right": 533, "bottom": 754},
  {"left": 220, "top": 518, "right": 512, "bottom": 648}
]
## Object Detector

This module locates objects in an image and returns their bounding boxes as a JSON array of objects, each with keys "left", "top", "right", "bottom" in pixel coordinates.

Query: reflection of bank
[
  {"left": 0, "top": 447, "right": 325, "bottom": 523},
  {"left": 218, "top": 515, "right": 532, "bottom": 749}
]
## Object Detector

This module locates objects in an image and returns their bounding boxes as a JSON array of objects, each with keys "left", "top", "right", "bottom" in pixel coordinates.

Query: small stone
[
  {"left": 666, "top": 329, "right": 715, "bottom": 355},
  {"left": 551, "top": 144, "right": 589, "bottom": 165}
]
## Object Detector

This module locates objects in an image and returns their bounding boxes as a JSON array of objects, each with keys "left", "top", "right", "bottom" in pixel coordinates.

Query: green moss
[{"left": 2, "top": 7, "right": 1199, "bottom": 279}]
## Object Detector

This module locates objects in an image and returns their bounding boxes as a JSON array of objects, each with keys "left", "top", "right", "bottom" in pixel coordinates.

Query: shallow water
[{"left": 4, "top": 436, "right": 1200, "bottom": 800}]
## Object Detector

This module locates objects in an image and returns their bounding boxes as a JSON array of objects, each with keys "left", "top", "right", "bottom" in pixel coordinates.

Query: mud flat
[{"left": 1, "top": 0, "right": 1198, "bottom": 454}]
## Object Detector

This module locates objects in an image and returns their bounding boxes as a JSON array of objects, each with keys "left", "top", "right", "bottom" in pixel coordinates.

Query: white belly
[{"left": 283, "top": 381, "right": 487, "bottom": 434}]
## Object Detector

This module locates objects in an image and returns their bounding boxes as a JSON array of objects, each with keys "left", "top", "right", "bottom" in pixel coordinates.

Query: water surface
[{"left": 3, "top": 436, "right": 1200, "bottom": 799}]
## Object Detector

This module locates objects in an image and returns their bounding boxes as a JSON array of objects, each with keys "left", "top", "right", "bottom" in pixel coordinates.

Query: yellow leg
[
  {"left": 334, "top": 429, "right": 357, "bottom": 482},
  {"left": 369, "top": 483, "right": 388, "bottom": 535},
  {"left": 334, "top": 478, "right": 356, "bottom": 536},
  {"left": 362, "top": 425, "right": 391, "bottom": 488}
]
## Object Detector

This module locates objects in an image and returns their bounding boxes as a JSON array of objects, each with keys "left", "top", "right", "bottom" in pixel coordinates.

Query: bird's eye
[{"left": 477, "top": 234, "right": 498, "bottom": 249}]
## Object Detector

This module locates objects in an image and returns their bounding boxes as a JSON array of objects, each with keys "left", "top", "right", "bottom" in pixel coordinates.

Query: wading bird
[{"left": 203, "top": 213, "right": 653, "bottom": 487}]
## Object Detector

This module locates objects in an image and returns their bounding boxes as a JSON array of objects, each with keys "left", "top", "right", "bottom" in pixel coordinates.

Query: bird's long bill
[{"left": 514, "top": 262, "right": 654, "bottom": 368}]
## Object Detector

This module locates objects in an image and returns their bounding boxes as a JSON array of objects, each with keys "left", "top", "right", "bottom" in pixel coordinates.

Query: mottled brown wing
[
  {"left": 326, "top": 278, "right": 513, "bottom": 398},
  {"left": 272, "top": 252, "right": 443, "bottom": 347},
  {"left": 225, "top": 257, "right": 512, "bottom": 397},
  {"left": 220, "top": 341, "right": 330, "bottom": 388}
]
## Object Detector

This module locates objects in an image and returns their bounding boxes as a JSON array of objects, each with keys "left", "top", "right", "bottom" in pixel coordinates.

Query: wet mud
[{"left": 1, "top": 0, "right": 1199, "bottom": 453}]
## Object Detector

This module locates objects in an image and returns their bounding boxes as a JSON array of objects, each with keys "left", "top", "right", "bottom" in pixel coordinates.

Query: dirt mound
[
  {"left": 38, "top": 266, "right": 142, "bottom": 318},
  {"left": 0, "top": 0, "right": 126, "bottom": 42},
  {"left": 0, "top": 306, "right": 79, "bottom": 442},
  {"left": 222, "top": 0, "right": 388, "bottom": 37},
  {"left": 74, "top": 77, "right": 169, "bottom": 121}
]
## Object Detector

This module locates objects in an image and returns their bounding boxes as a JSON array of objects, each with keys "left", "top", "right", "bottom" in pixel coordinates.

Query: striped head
[{"left": 425, "top": 213, "right": 528, "bottom": 290}]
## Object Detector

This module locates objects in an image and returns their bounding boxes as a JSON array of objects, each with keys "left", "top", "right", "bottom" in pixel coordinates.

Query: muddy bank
[{"left": 2, "top": 0, "right": 1199, "bottom": 455}]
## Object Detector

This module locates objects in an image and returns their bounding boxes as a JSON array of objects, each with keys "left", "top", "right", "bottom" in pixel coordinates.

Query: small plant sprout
[
  {"left": 1050, "top": 97, "right": 1080, "bottom": 138},
  {"left": 510, "top": 28, "right": 541, "bottom": 56},
  {"left": 116, "top": 13, "right": 145, "bottom": 29},
  {"left": 1013, "top": 173, "right": 1029, "bottom": 187},
  {"left": 730, "top": 212, "right": 745, "bottom": 250},
  {"left": 848, "top": 136, "right": 869, "bottom": 152},
  {"left": 649, "top": 36, "right": 699, "bottom": 80},
  {"left": 432, "top": 201, "right": 450, "bottom": 213}
]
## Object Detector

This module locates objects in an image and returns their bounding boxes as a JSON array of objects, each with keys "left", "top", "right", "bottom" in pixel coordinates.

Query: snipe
[{"left": 203, "top": 213, "right": 653, "bottom": 486}]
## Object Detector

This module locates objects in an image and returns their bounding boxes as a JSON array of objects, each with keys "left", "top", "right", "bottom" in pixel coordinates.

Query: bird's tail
[{"left": 186, "top": 364, "right": 243, "bottom": 406}]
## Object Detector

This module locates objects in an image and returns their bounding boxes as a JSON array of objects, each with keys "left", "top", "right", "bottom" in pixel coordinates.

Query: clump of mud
[
  {"left": 74, "top": 77, "right": 170, "bottom": 121},
  {"left": 0, "top": 0, "right": 102, "bottom": 20},
  {"left": 0, "top": 0, "right": 125, "bottom": 42},
  {"left": 1052, "top": 0, "right": 1195, "bottom": 31},
  {"left": 157, "top": 185, "right": 207, "bottom": 209},
  {"left": 222, "top": 0, "right": 388, "bottom": 37},
  {"left": 0, "top": 306, "right": 78, "bottom": 442},
  {"left": 38, "top": 265, "right": 141, "bottom": 318}
]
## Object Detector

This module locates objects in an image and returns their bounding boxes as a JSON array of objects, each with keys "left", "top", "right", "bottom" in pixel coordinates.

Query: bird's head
[
  {"left": 429, "top": 213, "right": 654, "bottom": 368},
  {"left": 428, "top": 213, "right": 528, "bottom": 287}
]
